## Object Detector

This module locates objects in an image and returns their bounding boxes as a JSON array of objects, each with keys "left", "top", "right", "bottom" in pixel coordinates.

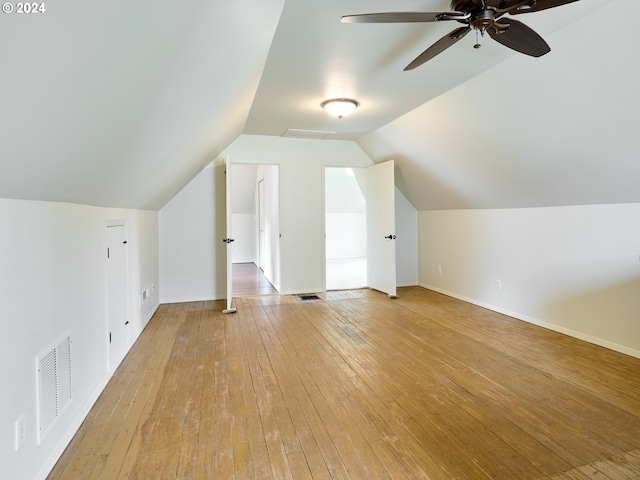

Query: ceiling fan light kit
[
  {"left": 342, "top": 0, "right": 579, "bottom": 70},
  {"left": 321, "top": 98, "right": 360, "bottom": 119}
]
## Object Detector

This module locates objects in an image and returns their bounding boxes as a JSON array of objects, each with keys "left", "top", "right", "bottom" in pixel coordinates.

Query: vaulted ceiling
[
  {"left": 1, "top": 0, "right": 635, "bottom": 211},
  {"left": 0, "top": 0, "right": 285, "bottom": 209}
]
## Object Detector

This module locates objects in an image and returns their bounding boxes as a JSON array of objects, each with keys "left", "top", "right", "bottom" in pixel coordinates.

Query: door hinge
[
  {"left": 107, "top": 247, "right": 110, "bottom": 259},
  {"left": 109, "top": 332, "right": 112, "bottom": 343}
]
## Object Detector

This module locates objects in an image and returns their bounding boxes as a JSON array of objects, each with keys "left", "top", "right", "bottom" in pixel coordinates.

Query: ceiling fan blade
[
  {"left": 508, "top": 0, "right": 579, "bottom": 15},
  {"left": 404, "top": 27, "right": 471, "bottom": 71},
  {"left": 341, "top": 11, "right": 467, "bottom": 24},
  {"left": 488, "top": 18, "right": 550, "bottom": 57}
]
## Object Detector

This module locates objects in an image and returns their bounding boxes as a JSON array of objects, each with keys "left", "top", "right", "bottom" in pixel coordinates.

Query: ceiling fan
[{"left": 341, "top": 0, "right": 579, "bottom": 70}]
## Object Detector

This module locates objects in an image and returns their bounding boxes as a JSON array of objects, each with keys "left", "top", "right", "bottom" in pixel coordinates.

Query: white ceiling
[
  {"left": 0, "top": 0, "right": 632, "bottom": 211},
  {"left": 245, "top": 0, "right": 598, "bottom": 140},
  {"left": 358, "top": 0, "right": 640, "bottom": 210},
  {"left": 0, "top": 0, "right": 285, "bottom": 209}
]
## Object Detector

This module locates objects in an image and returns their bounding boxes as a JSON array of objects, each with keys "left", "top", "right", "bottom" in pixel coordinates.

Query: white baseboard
[
  {"left": 141, "top": 303, "right": 160, "bottom": 328},
  {"left": 36, "top": 302, "right": 162, "bottom": 480},
  {"left": 36, "top": 374, "right": 112, "bottom": 480},
  {"left": 160, "top": 294, "right": 226, "bottom": 304},
  {"left": 419, "top": 283, "right": 640, "bottom": 360}
]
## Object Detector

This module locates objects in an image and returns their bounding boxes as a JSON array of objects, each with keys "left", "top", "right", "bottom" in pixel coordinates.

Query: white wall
[
  {"left": 225, "top": 135, "right": 374, "bottom": 295},
  {"left": 0, "top": 198, "right": 159, "bottom": 480},
  {"left": 326, "top": 213, "right": 367, "bottom": 259},
  {"left": 159, "top": 135, "right": 420, "bottom": 298},
  {"left": 325, "top": 167, "right": 367, "bottom": 260},
  {"left": 227, "top": 136, "right": 421, "bottom": 294},
  {"left": 231, "top": 213, "right": 255, "bottom": 263},
  {"left": 159, "top": 162, "right": 226, "bottom": 303},
  {"left": 419, "top": 203, "right": 640, "bottom": 358},
  {"left": 231, "top": 164, "right": 258, "bottom": 264}
]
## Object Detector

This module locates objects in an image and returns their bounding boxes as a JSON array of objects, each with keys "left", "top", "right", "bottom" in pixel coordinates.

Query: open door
[
  {"left": 366, "top": 160, "right": 397, "bottom": 297},
  {"left": 223, "top": 156, "right": 236, "bottom": 313},
  {"left": 257, "top": 179, "right": 265, "bottom": 272}
]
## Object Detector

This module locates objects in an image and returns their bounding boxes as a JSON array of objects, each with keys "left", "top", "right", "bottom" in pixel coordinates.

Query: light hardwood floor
[
  {"left": 47, "top": 287, "right": 640, "bottom": 479},
  {"left": 233, "top": 263, "right": 278, "bottom": 296}
]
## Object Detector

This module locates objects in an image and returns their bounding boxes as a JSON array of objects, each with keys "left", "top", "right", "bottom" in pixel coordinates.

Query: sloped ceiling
[
  {"left": 1, "top": 0, "right": 631, "bottom": 212},
  {"left": 0, "top": 0, "right": 285, "bottom": 210},
  {"left": 358, "top": 0, "right": 640, "bottom": 210},
  {"left": 244, "top": 0, "right": 597, "bottom": 140}
]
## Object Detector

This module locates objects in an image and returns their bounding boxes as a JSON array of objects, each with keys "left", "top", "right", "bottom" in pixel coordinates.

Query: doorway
[
  {"left": 324, "top": 167, "right": 368, "bottom": 290},
  {"left": 230, "top": 163, "right": 280, "bottom": 296}
]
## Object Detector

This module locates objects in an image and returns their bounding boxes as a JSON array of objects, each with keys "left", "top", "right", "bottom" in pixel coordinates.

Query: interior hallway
[
  {"left": 47, "top": 287, "right": 640, "bottom": 479},
  {"left": 234, "top": 258, "right": 368, "bottom": 295},
  {"left": 233, "top": 262, "right": 277, "bottom": 296}
]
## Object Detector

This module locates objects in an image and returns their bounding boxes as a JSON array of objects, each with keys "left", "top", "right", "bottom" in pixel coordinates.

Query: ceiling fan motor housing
[
  {"left": 451, "top": 0, "right": 484, "bottom": 13},
  {"left": 471, "top": 9, "right": 496, "bottom": 33}
]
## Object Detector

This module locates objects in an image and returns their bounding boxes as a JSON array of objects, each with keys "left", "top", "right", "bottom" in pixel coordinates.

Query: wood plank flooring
[
  {"left": 233, "top": 263, "right": 277, "bottom": 296},
  {"left": 47, "top": 287, "right": 640, "bottom": 479}
]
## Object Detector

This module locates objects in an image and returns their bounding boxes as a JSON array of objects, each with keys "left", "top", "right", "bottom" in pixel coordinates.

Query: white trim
[
  {"left": 419, "top": 283, "right": 640, "bottom": 360},
  {"left": 161, "top": 295, "right": 226, "bottom": 304},
  {"left": 35, "top": 373, "right": 111, "bottom": 480},
  {"left": 36, "top": 301, "right": 159, "bottom": 480},
  {"left": 279, "top": 288, "right": 325, "bottom": 296}
]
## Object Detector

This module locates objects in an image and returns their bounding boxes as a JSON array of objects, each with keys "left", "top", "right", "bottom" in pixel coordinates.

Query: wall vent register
[
  {"left": 37, "top": 335, "right": 72, "bottom": 443},
  {"left": 299, "top": 295, "right": 322, "bottom": 301}
]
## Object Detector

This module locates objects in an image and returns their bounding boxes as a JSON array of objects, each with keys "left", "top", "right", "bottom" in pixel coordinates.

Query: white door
[
  {"left": 107, "top": 224, "right": 129, "bottom": 371},
  {"left": 223, "top": 156, "right": 236, "bottom": 313},
  {"left": 366, "top": 160, "right": 397, "bottom": 297},
  {"left": 258, "top": 179, "right": 265, "bottom": 271}
]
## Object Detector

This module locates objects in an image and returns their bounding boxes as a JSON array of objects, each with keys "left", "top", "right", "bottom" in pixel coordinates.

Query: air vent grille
[
  {"left": 38, "top": 350, "right": 58, "bottom": 436},
  {"left": 37, "top": 335, "right": 72, "bottom": 443},
  {"left": 299, "top": 294, "right": 322, "bottom": 301}
]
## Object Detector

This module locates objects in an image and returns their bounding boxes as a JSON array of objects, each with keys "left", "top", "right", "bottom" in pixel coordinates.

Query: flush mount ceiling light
[{"left": 320, "top": 98, "right": 359, "bottom": 119}]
